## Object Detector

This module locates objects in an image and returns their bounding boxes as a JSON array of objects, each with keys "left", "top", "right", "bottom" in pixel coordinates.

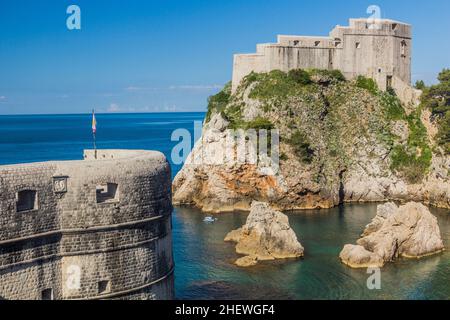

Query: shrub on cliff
[
  {"left": 381, "top": 90, "right": 405, "bottom": 121},
  {"left": 288, "top": 130, "right": 314, "bottom": 164},
  {"left": 420, "top": 68, "right": 450, "bottom": 154},
  {"left": 356, "top": 76, "right": 379, "bottom": 95},
  {"left": 248, "top": 70, "right": 299, "bottom": 100},
  {"left": 415, "top": 80, "right": 426, "bottom": 90},
  {"left": 245, "top": 117, "right": 274, "bottom": 131},
  {"left": 309, "top": 69, "right": 346, "bottom": 82},
  {"left": 390, "top": 109, "right": 432, "bottom": 184},
  {"left": 206, "top": 82, "right": 231, "bottom": 123},
  {"left": 288, "top": 69, "right": 312, "bottom": 85}
]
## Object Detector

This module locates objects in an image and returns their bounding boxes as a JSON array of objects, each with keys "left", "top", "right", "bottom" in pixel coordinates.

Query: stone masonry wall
[
  {"left": 0, "top": 150, "right": 174, "bottom": 300},
  {"left": 232, "top": 18, "right": 415, "bottom": 106}
]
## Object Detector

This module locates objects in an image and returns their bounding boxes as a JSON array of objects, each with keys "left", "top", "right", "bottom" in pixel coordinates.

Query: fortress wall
[
  {"left": 338, "top": 33, "right": 389, "bottom": 82},
  {"left": 0, "top": 163, "right": 60, "bottom": 241},
  {"left": 232, "top": 18, "right": 413, "bottom": 95},
  {"left": 0, "top": 150, "right": 174, "bottom": 300},
  {"left": 393, "top": 36, "right": 412, "bottom": 84},
  {"left": 264, "top": 46, "right": 332, "bottom": 72},
  {"left": 61, "top": 234, "right": 173, "bottom": 300},
  {"left": 55, "top": 151, "right": 172, "bottom": 228},
  {"left": 392, "top": 76, "right": 422, "bottom": 110},
  {"left": 0, "top": 259, "right": 62, "bottom": 300},
  {"left": 232, "top": 54, "right": 265, "bottom": 92}
]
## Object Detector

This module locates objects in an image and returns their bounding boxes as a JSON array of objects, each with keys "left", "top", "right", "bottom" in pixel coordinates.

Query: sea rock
[
  {"left": 361, "top": 202, "right": 397, "bottom": 236},
  {"left": 225, "top": 202, "right": 304, "bottom": 267},
  {"left": 339, "top": 245, "right": 384, "bottom": 268},
  {"left": 340, "top": 202, "right": 445, "bottom": 268},
  {"left": 235, "top": 255, "right": 258, "bottom": 267}
]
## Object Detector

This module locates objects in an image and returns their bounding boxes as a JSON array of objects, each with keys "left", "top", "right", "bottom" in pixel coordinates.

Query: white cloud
[
  {"left": 125, "top": 84, "right": 224, "bottom": 92},
  {"left": 0, "top": 96, "right": 6, "bottom": 100},
  {"left": 107, "top": 103, "right": 121, "bottom": 113},
  {"left": 169, "top": 84, "right": 223, "bottom": 91},
  {"left": 124, "top": 86, "right": 158, "bottom": 92}
]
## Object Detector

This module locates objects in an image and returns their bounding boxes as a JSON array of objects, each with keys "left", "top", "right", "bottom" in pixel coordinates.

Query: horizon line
[{"left": 0, "top": 110, "right": 207, "bottom": 116}]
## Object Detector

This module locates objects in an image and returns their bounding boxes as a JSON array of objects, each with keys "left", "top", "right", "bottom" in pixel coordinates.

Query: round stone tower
[{"left": 0, "top": 150, "right": 174, "bottom": 300}]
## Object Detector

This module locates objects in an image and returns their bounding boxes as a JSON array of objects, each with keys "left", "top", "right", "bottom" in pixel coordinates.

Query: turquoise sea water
[{"left": 0, "top": 113, "right": 449, "bottom": 300}]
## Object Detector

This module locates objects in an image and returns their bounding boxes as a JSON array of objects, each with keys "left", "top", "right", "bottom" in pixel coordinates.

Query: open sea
[{"left": 0, "top": 113, "right": 449, "bottom": 300}]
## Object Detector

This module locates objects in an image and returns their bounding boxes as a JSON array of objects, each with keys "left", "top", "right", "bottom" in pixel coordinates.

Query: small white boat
[{"left": 203, "top": 216, "right": 217, "bottom": 223}]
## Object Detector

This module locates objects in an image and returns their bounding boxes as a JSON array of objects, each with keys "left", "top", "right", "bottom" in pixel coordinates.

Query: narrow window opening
[
  {"left": 314, "top": 41, "right": 320, "bottom": 47},
  {"left": 41, "top": 288, "right": 53, "bottom": 300},
  {"left": 356, "top": 42, "right": 361, "bottom": 49},
  {"left": 334, "top": 38, "right": 342, "bottom": 47},
  {"left": 98, "top": 280, "right": 111, "bottom": 294},
  {"left": 401, "top": 40, "right": 407, "bottom": 58},
  {"left": 96, "top": 183, "right": 119, "bottom": 203},
  {"left": 387, "top": 76, "right": 393, "bottom": 90},
  {"left": 293, "top": 40, "right": 300, "bottom": 46},
  {"left": 16, "top": 190, "right": 38, "bottom": 212},
  {"left": 392, "top": 23, "right": 398, "bottom": 31}
]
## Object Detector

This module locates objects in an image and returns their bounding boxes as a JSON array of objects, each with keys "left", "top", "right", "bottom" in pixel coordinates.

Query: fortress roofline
[
  {"left": 348, "top": 17, "right": 411, "bottom": 26},
  {"left": 0, "top": 149, "right": 165, "bottom": 169},
  {"left": 277, "top": 35, "right": 331, "bottom": 39}
]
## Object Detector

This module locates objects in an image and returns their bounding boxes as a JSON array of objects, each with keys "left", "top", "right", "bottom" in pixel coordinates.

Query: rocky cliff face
[{"left": 173, "top": 70, "right": 450, "bottom": 212}]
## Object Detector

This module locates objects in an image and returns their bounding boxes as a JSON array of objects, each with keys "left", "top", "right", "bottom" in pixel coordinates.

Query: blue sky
[{"left": 0, "top": 0, "right": 449, "bottom": 115}]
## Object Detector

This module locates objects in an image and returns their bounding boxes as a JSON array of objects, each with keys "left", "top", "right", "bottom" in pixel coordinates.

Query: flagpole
[{"left": 93, "top": 130, "right": 97, "bottom": 159}]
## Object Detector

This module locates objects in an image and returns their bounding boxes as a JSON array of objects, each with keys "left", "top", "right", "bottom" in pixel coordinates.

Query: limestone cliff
[{"left": 173, "top": 70, "right": 450, "bottom": 212}]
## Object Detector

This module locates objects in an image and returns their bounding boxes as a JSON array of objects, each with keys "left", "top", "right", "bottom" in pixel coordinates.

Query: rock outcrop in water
[
  {"left": 339, "top": 202, "right": 445, "bottom": 268},
  {"left": 173, "top": 70, "right": 450, "bottom": 213},
  {"left": 225, "top": 202, "right": 304, "bottom": 267}
]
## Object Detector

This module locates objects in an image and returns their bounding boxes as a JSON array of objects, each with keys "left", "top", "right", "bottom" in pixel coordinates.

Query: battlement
[
  {"left": 232, "top": 18, "right": 414, "bottom": 104},
  {"left": 0, "top": 150, "right": 174, "bottom": 300}
]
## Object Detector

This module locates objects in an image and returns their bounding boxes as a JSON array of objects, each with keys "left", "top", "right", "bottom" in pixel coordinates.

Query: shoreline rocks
[
  {"left": 339, "top": 202, "right": 445, "bottom": 268},
  {"left": 225, "top": 202, "right": 304, "bottom": 267}
]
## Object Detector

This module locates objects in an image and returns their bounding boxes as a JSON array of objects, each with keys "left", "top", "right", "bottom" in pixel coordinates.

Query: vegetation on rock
[
  {"left": 356, "top": 75, "right": 379, "bottom": 95},
  {"left": 288, "top": 130, "right": 314, "bottom": 164},
  {"left": 205, "top": 68, "right": 439, "bottom": 185},
  {"left": 205, "top": 81, "right": 231, "bottom": 123},
  {"left": 420, "top": 69, "right": 450, "bottom": 154}
]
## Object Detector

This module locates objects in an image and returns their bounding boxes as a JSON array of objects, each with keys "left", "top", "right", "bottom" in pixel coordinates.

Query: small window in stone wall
[
  {"left": 334, "top": 38, "right": 342, "bottom": 47},
  {"left": 98, "top": 280, "right": 111, "bottom": 294},
  {"left": 16, "top": 190, "right": 38, "bottom": 212},
  {"left": 96, "top": 183, "right": 119, "bottom": 203},
  {"left": 401, "top": 40, "right": 407, "bottom": 58},
  {"left": 356, "top": 42, "right": 361, "bottom": 49},
  {"left": 314, "top": 41, "right": 320, "bottom": 47},
  {"left": 293, "top": 40, "right": 300, "bottom": 46},
  {"left": 41, "top": 288, "right": 53, "bottom": 300}
]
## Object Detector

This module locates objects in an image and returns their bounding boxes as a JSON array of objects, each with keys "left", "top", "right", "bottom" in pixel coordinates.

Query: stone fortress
[
  {"left": 232, "top": 18, "right": 421, "bottom": 105},
  {"left": 0, "top": 150, "right": 174, "bottom": 300}
]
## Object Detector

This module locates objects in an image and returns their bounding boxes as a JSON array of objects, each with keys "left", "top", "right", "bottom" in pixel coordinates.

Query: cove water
[{"left": 0, "top": 113, "right": 449, "bottom": 300}]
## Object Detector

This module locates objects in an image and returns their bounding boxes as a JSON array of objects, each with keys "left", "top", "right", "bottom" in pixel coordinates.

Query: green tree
[
  {"left": 421, "top": 68, "right": 450, "bottom": 153},
  {"left": 414, "top": 80, "right": 426, "bottom": 90}
]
